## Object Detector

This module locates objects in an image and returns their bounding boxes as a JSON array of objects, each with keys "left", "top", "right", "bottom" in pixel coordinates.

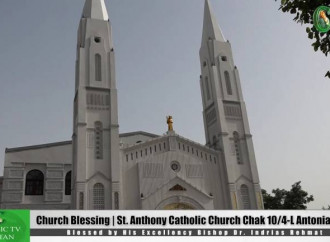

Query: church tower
[
  {"left": 72, "top": 0, "right": 121, "bottom": 209},
  {"left": 199, "top": 0, "right": 263, "bottom": 209}
]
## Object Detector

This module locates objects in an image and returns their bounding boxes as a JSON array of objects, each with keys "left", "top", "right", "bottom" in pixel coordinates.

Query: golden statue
[{"left": 166, "top": 115, "right": 173, "bottom": 131}]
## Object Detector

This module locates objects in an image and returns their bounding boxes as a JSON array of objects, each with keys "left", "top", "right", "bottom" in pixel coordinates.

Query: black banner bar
[{"left": 31, "top": 229, "right": 330, "bottom": 236}]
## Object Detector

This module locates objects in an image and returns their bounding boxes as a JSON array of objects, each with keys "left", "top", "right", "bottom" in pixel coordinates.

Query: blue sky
[{"left": 0, "top": 0, "right": 329, "bottom": 209}]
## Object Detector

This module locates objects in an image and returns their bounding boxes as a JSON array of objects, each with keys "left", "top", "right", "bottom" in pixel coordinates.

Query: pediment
[
  {"left": 234, "top": 175, "right": 252, "bottom": 183},
  {"left": 169, "top": 184, "right": 186, "bottom": 191},
  {"left": 86, "top": 171, "right": 110, "bottom": 183},
  {"left": 142, "top": 175, "right": 211, "bottom": 200}
]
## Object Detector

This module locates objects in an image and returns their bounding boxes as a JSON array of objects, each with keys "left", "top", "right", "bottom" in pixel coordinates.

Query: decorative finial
[{"left": 166, "top": 115, "right": 173, "bottom": 131}]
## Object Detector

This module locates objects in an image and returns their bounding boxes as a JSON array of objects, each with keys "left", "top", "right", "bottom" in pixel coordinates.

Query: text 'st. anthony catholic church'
[{"left": 1, "top": 0, "right": 263, "bottom": 210}]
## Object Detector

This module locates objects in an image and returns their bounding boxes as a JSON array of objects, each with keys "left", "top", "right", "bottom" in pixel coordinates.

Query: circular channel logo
[{"left": 313, "top": 6, "right": 330, "bottom": 33}]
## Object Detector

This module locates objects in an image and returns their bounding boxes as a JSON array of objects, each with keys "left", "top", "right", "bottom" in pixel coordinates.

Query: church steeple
[
  {"left": 82, "top": 0, "right": 109, "bottom": 21},
  {"left": 72, "top": 0, "right": 121, "bottom": 210},
  {"left": 199, "top": 0, "right": 263, "bottom": 209},
  {"left": 202, "top": 0, "right": 226, "bottom": 44}
]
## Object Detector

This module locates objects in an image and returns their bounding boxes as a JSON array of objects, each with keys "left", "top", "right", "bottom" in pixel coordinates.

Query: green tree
[
  {"left": 262, "top": 181, "right": 314, "bottom": 209},
  {"left": 275, "top": 0, "right": 330, "bottom": 78}
]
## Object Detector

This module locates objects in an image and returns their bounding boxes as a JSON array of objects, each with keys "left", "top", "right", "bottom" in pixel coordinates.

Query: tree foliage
[
  {"left": 275, "top": 0, "right": 330, "bottom": 78},
  {"left": 262, "top": 181, "right": 314, "bottom": 209}
]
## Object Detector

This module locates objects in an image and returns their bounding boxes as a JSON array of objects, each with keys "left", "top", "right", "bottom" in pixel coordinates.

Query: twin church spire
[
  {"left": 82, "top": 0, "right": 225, "bottom": 42},
  {"left": 72, "top": 0, "right": 263, "bottom": 210}
]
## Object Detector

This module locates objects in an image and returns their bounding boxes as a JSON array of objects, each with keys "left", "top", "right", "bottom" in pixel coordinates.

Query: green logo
[
  {"left": 0, "top": 210, "right": 30, "bottom": 242},
  {"left": 313, "top": 6, "right": 330, "bottom": 33}
]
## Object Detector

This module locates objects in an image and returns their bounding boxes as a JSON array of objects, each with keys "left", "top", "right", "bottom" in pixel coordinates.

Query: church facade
[{"left": 1, "top": 0, "right": 263, "bottom": 210}]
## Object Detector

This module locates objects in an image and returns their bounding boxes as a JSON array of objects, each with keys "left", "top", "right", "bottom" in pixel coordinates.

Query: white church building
[{"left": 1, "top": 0, "right": 263, "bottom": 210}]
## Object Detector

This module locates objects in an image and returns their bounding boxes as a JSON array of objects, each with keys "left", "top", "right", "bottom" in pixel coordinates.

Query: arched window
[
  {"left": 25, "top": 170, "right": 44, "bottom": 195},
  {"left": 95, "top": 121, "right": 103, "bottom": 159},
  {"left": 65, "top": 171, "right": 71, "bottom": 195},
  {"left": 240, "top": 185, "right": 251, "bottom": 209},
  {"left": 233, "top": 131, "right": 242, "bottom": 164},
  {"left": 205, "top": 77, "right": 211, "bottom": 100},
  {"left": 93, "top": 183, "right": 105, "bottom": 210},
  {"left": 224, "top": 71, "right": 232, "bottom": 95},
  {"left": 95, "top": 54, "right": 102, "bottom": 82}
]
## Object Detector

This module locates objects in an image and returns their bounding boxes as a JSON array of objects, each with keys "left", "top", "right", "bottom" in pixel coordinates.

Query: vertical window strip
[
  {"left": 79, "top": 192, "right": 84, "bottom": 209},
  {"left": 233, "top": 132, "right": 242, "bottom": 164},
  {"left": 95, "top": 122, "right": 103, "bottom": 159},
  {"left": 205, "top": 77, "right": 211, "bottom": 100},
  {"left": 95, "top": 54, "right": 102, "bottom": 82},
  {"left": 240, "top": 185, "right": 251, "bottom": 209},
  {"left": 65, "top": 171, "right": 71, "bottom": 195},
  {"left": 114, "top": 192, "right": 119, "bottom": 209},
  {"left": 225, "top": 71, "right": 232, "bottom": 95}
]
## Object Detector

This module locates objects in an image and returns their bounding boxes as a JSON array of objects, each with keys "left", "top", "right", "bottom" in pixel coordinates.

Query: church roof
[
  {"left": 173, "top": 132, "right": 218, "bottom": 153},
  {"left": 122, "top": 130, "right": 219, "bottom": 155},
  {"left": 82, "top": 0, "right": 109, "bottom": 21},
  {"left": 5, "top": 131, "right": 218, "bottom": 154},
  {"left": 119, "top": 131, "right": 159, "bottom": 138},
  {"left": 202, "top": 0, "right": 226, "bottom": 44},
  {"left": 5, "top": 141, "right": 72, "bottom": 153},
  {"left": 5, "top": 131, "right": 159, "bottom": 153}
]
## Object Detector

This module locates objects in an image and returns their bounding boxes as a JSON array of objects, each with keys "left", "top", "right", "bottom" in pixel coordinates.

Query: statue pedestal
[{"left": 166, "top": 130, "right": 175, "bottom": 135}]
